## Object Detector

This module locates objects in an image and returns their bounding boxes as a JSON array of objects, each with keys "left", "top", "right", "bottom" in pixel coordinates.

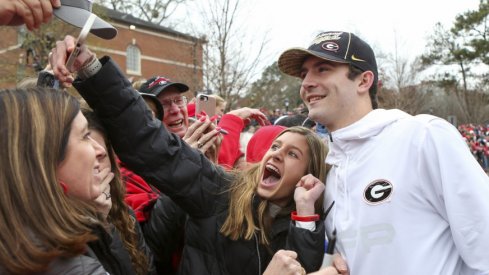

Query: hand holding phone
[
  {"left": 37, "top": 70, "right": 59, "bottom": 89},
  {"left": 196, "top": 94, "right": 216, "bottom": 118},
  {"left": 65, "top": 13, "right": 96, "bottom": 72}
]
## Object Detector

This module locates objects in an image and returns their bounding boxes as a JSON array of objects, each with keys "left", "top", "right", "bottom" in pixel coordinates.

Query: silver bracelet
[{"left": 77, "top": 55, "right": 102, "bottom": 80}]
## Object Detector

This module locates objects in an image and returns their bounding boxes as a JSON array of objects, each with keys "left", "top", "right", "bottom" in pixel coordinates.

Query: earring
[{"left": 59, "top": 181, "right": 68, "bottom": 194}]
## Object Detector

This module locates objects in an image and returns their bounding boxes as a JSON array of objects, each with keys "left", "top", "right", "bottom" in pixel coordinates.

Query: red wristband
[{"left": 291, "top": 211, "right": 320, "bottom": 222}]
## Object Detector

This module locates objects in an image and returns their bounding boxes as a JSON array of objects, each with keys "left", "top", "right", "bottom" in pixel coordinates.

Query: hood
[
  {"left": 333, "top": 109, "right": 409, "bottom": 141},
  {"left": 327, "top": 109, "right": 410, "bottom": 165}
]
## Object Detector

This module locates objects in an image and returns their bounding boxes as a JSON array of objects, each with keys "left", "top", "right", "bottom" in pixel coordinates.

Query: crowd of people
[
  {"left": 1, "top": 1, "right": 489, "bottom": 275},
  {"left": 459, "top": 124, "right": 489, "bottom": 171}
]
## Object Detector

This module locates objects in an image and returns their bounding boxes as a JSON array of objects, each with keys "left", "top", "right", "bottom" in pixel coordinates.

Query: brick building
[{"left": 0, "top": 6, "right": 205, "bottom": 96}]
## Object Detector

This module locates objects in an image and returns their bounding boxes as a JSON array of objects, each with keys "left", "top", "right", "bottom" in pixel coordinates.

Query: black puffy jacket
[
  {"left": 143, "top": 194, "right": 187, "bottom": 275},
  {"left": 74, "top": 57, "right": 325, "bottom": 275},
  {"left": 15, "top": 220, "right": 153, "bottom": 275},
  {"left": 88, "top": 222, "right": 155, "bottom": 275},
  {"left": 29, "top": 254, "right": 107, "bottom": 275}
]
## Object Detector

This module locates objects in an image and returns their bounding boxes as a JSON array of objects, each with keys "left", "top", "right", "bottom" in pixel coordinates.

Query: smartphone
[
  {"left": 195, "top": 93, "right": 216, "bottom": 117},
  {"left": 37, "top": 70, "right": 59, "bottom": 89},
  {"left": 65, "top": 13, "right": 96, "bottom": 71}
]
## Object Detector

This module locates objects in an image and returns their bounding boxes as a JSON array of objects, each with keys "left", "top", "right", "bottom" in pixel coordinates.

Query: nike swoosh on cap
[{"left": 351, "top": 54, "right": 366, "bottom": 62}]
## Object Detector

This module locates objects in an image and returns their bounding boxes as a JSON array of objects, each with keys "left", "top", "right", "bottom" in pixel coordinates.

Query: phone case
[{"left": 195, "top": 94, "right": 216, "bottom": 117}]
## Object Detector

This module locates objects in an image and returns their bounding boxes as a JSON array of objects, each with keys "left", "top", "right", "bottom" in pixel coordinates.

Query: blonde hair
[
  {"left": 215, "top": 94, "right": 225, "bottom": 106},
  {"left": 0, "top": 88, "right": 101, "bottom": 273},
  {"left": 221, "top": 126, "right": 328, "bottom": 244},
  {"left": 16, "top": 77, "right": 38, "bottom": 89},
  {"left": 132, "top": 78, "right": 147, "bottom": 91}
]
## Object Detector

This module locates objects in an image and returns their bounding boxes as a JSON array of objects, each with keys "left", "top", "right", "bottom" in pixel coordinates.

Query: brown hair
[
  {"left": 0, "top": 88, "right": 100, "bottom": 273},
  {"left": 348, "top": 64, "right": 378, "bottom": 109},
  {"left": 220, "top": 126, "right": 328, "bottom": 244}
]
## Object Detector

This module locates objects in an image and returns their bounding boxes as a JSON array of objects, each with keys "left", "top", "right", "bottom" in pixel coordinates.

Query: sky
[
  {"left": 247, "top": 0, "right": 480, "bottom": 63},
  {"left": 172, "top": 0, "right": 482, "bottom": 80}
]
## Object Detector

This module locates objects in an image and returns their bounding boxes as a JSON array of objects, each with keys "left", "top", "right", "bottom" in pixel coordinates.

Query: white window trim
[{"left": 126, "top": 45, "right": 141, "bottom": 75}]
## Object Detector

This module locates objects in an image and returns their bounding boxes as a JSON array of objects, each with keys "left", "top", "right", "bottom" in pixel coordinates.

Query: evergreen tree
[{"left": 246, "top": 62, "right": 302, "bottom": 112}]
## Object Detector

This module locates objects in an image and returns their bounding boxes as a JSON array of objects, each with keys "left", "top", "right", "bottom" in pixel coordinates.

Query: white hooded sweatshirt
[{"left": 324, "top": 109, "right": 489, "bottom": 275}]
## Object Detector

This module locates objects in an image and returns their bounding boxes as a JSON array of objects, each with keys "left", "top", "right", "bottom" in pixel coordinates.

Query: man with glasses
[
  {"left": 116, "top": 75, "right": 194, "bottom": 274},
  {"left": 139, "top": 76, "right": 190, "bottom": 138},
  {"left": 139, "top": 75, "right": 270, "bottom": 168}
]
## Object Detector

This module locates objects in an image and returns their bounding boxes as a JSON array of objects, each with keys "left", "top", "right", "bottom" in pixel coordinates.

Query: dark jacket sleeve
[
  {"left": 142, "top": 194, "right": 187, "bottom": 274},
  {"left": 73, "top": 56, "right": 228, "bottom": 218},
  {"left": 286, "top": 222, "right": 326, "bottom": 273}
]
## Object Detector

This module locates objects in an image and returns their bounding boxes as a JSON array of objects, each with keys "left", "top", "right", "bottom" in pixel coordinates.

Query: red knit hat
[{"left": 246, "top": 125, "right": 286, "bottom": 163}]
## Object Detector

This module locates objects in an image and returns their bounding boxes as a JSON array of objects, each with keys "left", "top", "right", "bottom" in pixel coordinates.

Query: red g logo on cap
[
  {"left": 322, "top": 42, "right": 339, "bottom": 52},
  {"left": 148, "top": 77, "right": 169, "bottom": 89}
]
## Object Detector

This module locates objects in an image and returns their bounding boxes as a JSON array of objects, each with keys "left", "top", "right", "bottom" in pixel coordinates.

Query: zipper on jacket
[
  {"left": 254, "top": 232, "right": 261, "bottom": 275},
  {"left": 344, "top": 155, "right": 351, "bottom": 222}
]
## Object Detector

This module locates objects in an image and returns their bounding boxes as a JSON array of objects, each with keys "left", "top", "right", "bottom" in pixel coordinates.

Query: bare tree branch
[
  {"left": 96, "top": 0, "right": 188, "bottom": 24},
  {"left": 191, "top": 0, "right": 268, "bottom": 109}
]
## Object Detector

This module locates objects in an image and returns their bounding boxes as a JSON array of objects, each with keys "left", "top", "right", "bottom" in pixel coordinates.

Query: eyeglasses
[{"left": 160, "top": 95, "right": 187, "bottom": 109}]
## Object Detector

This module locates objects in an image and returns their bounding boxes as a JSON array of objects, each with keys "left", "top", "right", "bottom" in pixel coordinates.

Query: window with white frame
[{"left": 126, "top": 44, "right": 141, "bottom": 75}]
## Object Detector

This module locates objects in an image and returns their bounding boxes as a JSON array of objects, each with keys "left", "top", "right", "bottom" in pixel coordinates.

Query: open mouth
[
  {"left": 261, "top": 163, "right": 282, "bottom": 187},
  {"left": 167, "top": 119, "right": 184, "bottom": 129},
  {"left": 308, "top": 95, "right": 325, "bottom": 104}
]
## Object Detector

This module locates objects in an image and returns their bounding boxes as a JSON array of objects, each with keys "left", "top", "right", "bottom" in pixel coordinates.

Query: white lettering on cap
[{"left": 312, "top": 32, "right": 343, "bottom": 45}]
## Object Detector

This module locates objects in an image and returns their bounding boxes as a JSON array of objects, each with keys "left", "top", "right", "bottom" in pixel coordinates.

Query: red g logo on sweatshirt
[{"left": 364, "top": 180, "right": 393, "bottom": 204}]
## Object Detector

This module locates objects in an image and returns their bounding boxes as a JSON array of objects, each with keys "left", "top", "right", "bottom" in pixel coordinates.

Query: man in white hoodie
[{"left": 277, "top": 31, "right": 489, "bottom": 274}]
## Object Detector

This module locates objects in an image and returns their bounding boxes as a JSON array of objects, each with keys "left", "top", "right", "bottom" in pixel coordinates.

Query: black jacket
[
  {"left": 19, "top": 220, "right": 153, "bottom": 275},
  {"left": 74, "top": 57, "right": 325, "bottom": 275},
  {"left": 143, "top": 194, "right": 187, "bottom": 275},
  {"left": 88, "top": 222, "right": 154, "bottom": 275},
  {"left": 29, "top": 255, "right": 107, "bottom": 275}
]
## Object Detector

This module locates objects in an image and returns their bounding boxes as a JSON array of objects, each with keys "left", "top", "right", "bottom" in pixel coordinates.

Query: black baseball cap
[
  {"left": 54, "top": 0, "right": 117, "bottom": 40},
  {"left": 139, "top": 76, "right": 189, "bottom": 97},
  {"left": 278, "top": 31, "right": 378, "bottom": 86}
]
